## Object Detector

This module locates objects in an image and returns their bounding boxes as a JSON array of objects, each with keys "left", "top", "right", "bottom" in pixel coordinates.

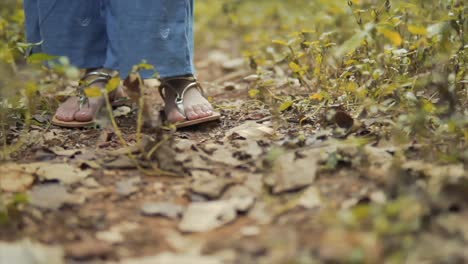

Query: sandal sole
[
  {"left": 50, "top": 96, "right": 132, "bottom": 128},
  {"left": 174, "top": 112, "right": 221, "bottom": 129},
  {"left": 51, "top": 115, "right": 95, "bottom": 128}
]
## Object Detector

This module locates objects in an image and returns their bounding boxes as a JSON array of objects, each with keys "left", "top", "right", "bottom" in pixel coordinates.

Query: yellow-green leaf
[
  {"left": 309, "top": 93, "right": 324, "bottom": 101},
  {"left": 272, "top": 40, "right": 289, "bottom": 46},
  {"left": 333, "top": 31, "right": 367, "bottom": 58},
  {"left": 289, "top": 62, "right": 302, "bottom": 73},
  {"left": 379, "top": 28, "right": 403, "bottom": 46},
  {"left": 422, "top": 100, "right": 436, "bottom": 113},
  {"left": 408, "top": 25, "right": 427, "bottom": 36},
  {"left": 25, "top": 82, "right": 37, "bottom": 97},
  {"left": 249, "top": 89, "right": 260, "bottom": 98},
  {"left": 27, "top": 53, "right": 57, "bottom": 63},
  {"left": 84, "top": 86, "right": 103, "bottom": 98},
  {"left": 106, "top": 77, "right": 120, "bottom": 93},
  {"left": 345, "top": 82, "right": 358, "bottom": 93},
  {"left": 137, "top": 63, "right": 154, "bottom": 70},
  {"left": 279, "top": 100, "right": 294, "bottom": 112}
]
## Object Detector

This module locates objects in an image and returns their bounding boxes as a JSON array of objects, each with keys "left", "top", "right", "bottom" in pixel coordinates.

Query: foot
[
  {"left": 161, "top": 77, "right": 214, "bottom": 123},
  {"left": 54, "top": 83, "right": 107, "bottom": 123},
  {"left": 54, "top": 70, "right": 125, "bottom": 123}
]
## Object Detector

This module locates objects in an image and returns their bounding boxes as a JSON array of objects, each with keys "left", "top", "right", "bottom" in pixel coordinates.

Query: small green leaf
[
  {"left": 249, "top": 89, "right": 260, "bottom": 98},
  {"left": 289, "top": 62, "right": 302, "bottom": 73},
  {"left": 27, "top": 53, "right": 57, "bottom": 63},
  {"left": 408, "top": 25, "right": 427, "bottom": 35},
  {"left": 13, "top": 193, "right": 29, "bottom": 204},
  {"left": 137, "top": 63, "right": 155, "bottom": 70},
  {"left": 272, "top": 40, "right": 289, "bottom": 46},
  {"left": 379, "top": 28, "right": 403, "bottom": 46},
  {"left": 84, "top": 86, "right": 103, "bottom": 98},
  {"left": 106, "top": 77, "right": 121, "bottom": 93},
  {"left": 279, "top": 100, "right": 294, "bottom": 112}
]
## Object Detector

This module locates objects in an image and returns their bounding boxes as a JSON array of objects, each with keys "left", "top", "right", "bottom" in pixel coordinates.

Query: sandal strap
[
  {"left": 78, "top": 69, "right": 115, "bottom": 108},
  {"left": 80, "top": 70, "right": 114, "bottom": 85},
  {"left": 158, "top": 76, "right": 204, "bottom": 119}
]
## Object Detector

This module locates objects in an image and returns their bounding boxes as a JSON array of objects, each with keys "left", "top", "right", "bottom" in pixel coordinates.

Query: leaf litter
[{"left": 3, "top": 76, "right": 466, "bottom": 263}]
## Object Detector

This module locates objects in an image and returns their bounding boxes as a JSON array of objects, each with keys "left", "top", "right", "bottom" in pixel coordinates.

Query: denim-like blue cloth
[{"left": 23, "top": 0, "right": 195, "bottom": 78}]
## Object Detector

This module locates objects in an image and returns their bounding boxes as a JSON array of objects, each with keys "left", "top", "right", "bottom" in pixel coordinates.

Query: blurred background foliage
[
  {"left": 0, "top": 1, "right": 465, "bottom": 158},
  {"left": 195, "top": 0, "right": 467, "bottom": 162}
]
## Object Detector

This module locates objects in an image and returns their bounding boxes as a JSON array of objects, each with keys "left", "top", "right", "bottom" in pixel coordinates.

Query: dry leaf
[
  {"left": 225, "top": 121, "right": 274, "bottom": 140},
  {"left": 266, "top": 150, "right": 318, "bottom": 194},
  {"left": 0, "top": 240, "right": 64, "bottom": 264},
  {"left": 0, "top": 164, "right": 35, "bottom": 192}
]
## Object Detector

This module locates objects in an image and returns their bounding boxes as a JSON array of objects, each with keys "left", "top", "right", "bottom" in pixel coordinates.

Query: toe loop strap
[
  {"left": 78, "top": 69, "right": 115, "bottom": 108},
  {"left": 159, "top": 77, "right": 203, "bottom": 120}
]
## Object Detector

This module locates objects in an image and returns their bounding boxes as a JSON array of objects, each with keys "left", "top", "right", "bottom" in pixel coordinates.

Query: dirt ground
[{"left": 1, "top": 50, "right": 467, "bottom": 264}]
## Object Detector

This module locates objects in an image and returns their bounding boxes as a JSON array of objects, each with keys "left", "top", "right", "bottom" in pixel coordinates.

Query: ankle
[{"left": 161, "top": 74, "right": 196, "bottom": 89}]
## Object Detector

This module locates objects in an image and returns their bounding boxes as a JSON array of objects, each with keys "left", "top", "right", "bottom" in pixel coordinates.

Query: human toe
[
  {"left": 201, "top": 104, "right": 213, "bottom": 115},
  {"left": 55, "top": 109, "right": 76, "bottom": 122},
  {"left": 192, "top": 104, "right": 209, "bottom": 118},
  {"left": 74, "top": 108, "right": 94, "bottom": 122},
  {"left": 185, "top": 105, "right": 200, "bottom": 120},
  {"left": 167, "top": 108, "right": 186, "bottom": 123}
]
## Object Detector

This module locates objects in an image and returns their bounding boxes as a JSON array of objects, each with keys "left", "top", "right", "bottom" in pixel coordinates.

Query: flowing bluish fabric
[{"left": 23, "top": 0, "right": 195, "bottom": 78}]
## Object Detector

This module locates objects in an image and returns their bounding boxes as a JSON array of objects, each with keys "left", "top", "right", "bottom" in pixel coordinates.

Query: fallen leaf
[
  {"left": 191, "top": 177, "right": 231, "bottom": 199},
  {"left": 17, "top": 163, "right": 92, "bottom": 185},
  {"left": 165, "top": 232, "right": 206, "bottom": 255},
  {"left": 222, "top": 58, "right": 244, "bottom": 71},
  {"left": 243, "top": 74, "right": 260, "bottom": 82},
  {"left": 225, "top": 121, "right": 274, "bottom": 140},
  {"left": 96, "top": 222, "right": 139, "bottom": 244},
  {"left": 179, "top": 199, "right": 250, "bottom": 232},
  {"left": 179, "top": 201, "right": 236, "bottom": 232},
  {"left": 104, "top": 156, "right": 137, "bottom": 169},
  {"left": 265, "top": 150, "right": 318, "bottom": 194},
  {"left": 29, "top": 184, "right": 76, "bottom": 210},
  {"left": 113, "top": 106, "right": 132, "bottom": 118},
  {"left": 0, "top": 240, "right": 64, "bottom": 264},
  {"left": 95, "top": 230, "right": 124, "bottom": 244},
  {"left": 116, "top": 177, "right": 141, "bottom": 196},
  {"left": 241, "top": 226, "right": 261, "bottom": 237},
  {"left": 298, "top": 186, "right": 322, "bottom": 209},
  {"left": 228, "top": 196, "right": 255, "bottom": 212},
  {"left": 32, "top": 114, "right": 49, "bottom": 123},
  {"left": 0, "top": 164, "right": 35, "bottom": 192},
  {"left": 122, "top": 253, "right": 223, "bottom": 264},
  {"left": 369, "top": 190, "right": 387, "bottom": 204},
  {"left": 141, "top": 202, "right": 184, "bottom": 219},
  {"left": 49, "top": 147, "right": 83, "bottom": 157},
  {"left": 204, "top": 144, "right": 245, "bottom": 166},
  {"left": 65, "top": 240, "right": 112, "bottom": 260},
  {"left": 248, "top": 201, "right": 274, "bottom": 225}
]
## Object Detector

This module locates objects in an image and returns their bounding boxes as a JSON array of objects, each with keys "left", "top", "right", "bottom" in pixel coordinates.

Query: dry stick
[
  {"left": 300, "top": 99, "right": 328, "bottom": 126},
  {"left": 212, "top": 69, "right": 251, "bottom": 85},
  {"left": 1, "top": 115, "right": 7, "bottom": 159},
  {"left": 0, "top": 94, "right": 34, "bottom": 159},
  {"left": 136, "top": 95, "right": 145, "bottom": 146},
  {"left": 145, "top": 135, "right": 171, "bottom": 161},
  {"left": 103, "top": 91, "right": 127, "bottom": 147},
  {"left": 103, "top": 86, "right": 176, "bottom": 176}
]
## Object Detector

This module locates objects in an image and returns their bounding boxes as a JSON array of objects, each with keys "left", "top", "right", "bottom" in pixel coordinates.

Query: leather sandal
[
  {"left": 51, "top": 69, "right": 128, "bottom": 128},
  {"left": 159, "top": 76, "right": 221, "bottom": 129}
]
